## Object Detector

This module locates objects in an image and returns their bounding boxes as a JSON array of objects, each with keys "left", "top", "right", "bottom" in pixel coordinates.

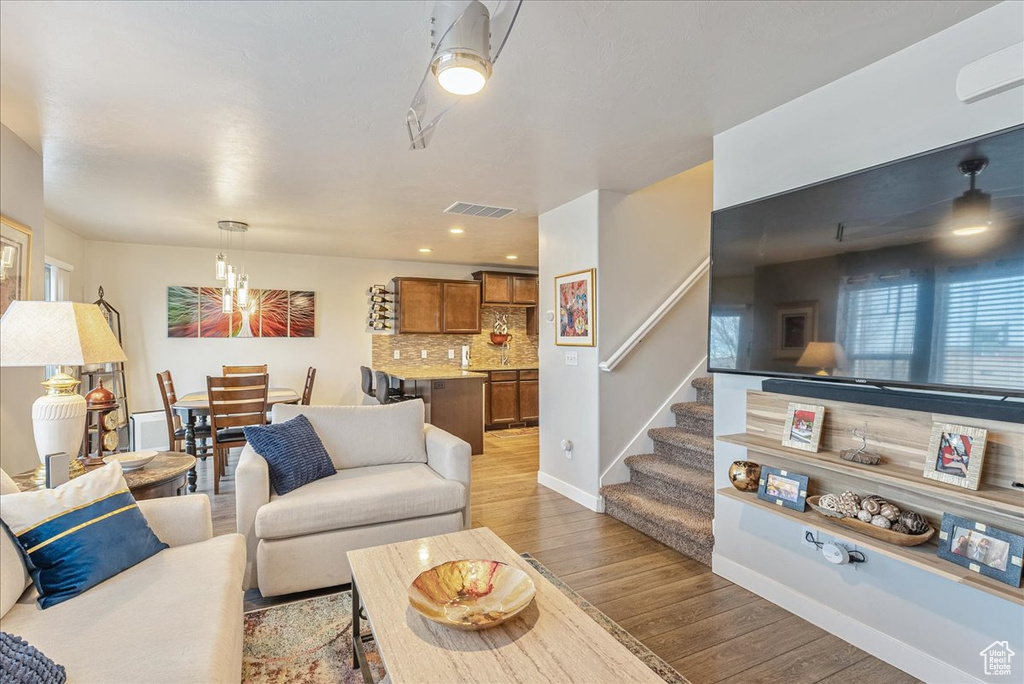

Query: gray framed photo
[
  {"left": 937, "top": 513, "right": 1023, "bottom": 588},
  {"left": 757, "top": 466, "right": 809, "bottom": 512},
  {"left": 781, "top": 402, "right": 825, "bottom": 452},
  {"left": 922, "top": 422, "right": 987, "bottom": 490}
]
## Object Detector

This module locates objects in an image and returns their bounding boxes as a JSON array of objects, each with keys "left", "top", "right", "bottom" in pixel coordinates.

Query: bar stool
[{"left": 374, "top": 370, "right": 417, "bottom": 405}]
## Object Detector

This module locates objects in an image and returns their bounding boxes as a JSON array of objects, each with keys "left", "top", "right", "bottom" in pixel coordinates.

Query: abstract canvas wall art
[
  {"left": 166, "top": 286, "right": 315, "bottom": 338},
  {"left": 555, "top": 268, "right": 596, "bottom": 346}
]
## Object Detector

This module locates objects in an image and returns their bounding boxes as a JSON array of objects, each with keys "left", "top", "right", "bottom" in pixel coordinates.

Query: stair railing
[{"left": 598, "top": 256, "right": 710, "bottom": 372}]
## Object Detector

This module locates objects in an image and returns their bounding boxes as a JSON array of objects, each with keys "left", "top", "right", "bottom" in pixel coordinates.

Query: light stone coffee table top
[{"left": 347, "top": 527, "right": 665, "bottom": 684}]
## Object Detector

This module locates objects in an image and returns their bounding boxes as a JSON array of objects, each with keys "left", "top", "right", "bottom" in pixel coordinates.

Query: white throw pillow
[{"left": 273, "top": 401, "right": 427, "bottom": 469}]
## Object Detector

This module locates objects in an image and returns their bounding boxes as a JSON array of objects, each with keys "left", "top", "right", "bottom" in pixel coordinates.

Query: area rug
[
  {"left": 242, "top": 553, "right": 689, "bottom": 684},
  {"left": 490, "top": 426, "right": 540, "bottom": 439}
]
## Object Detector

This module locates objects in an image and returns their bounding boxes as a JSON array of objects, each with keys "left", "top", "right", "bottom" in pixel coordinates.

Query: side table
[{"left": 13, "top": 452, "right": 197, "bottom": 500}]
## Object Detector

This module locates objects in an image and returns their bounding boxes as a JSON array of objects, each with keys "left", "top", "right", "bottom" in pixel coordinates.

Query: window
[
  {"left": 931, "top": 264, "right": 1024, "bottom": 391},
  {"left": 710, "top": 311, "right": 743, "bottom": 369},
  {"left": 838, "top": 272, "right": 919, "bottom": 381},
  {"left": 43, "top": 256, "right": 74, "bottom": 379}
]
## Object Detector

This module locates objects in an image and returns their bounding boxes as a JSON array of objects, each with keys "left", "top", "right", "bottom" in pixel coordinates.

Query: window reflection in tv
[{"left": 709, "top": 125, "right": 1024, "bottom": 395}]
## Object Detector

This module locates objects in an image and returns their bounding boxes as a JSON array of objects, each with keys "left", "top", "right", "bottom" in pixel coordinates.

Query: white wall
[
  {"left": 712, "top": 4, "right": 1024, "bottom": 682},
  {"left": 0, "top": 124, "right": 46, "bottom": 475},
  {"left": 598, "top": 162, "right": 712, "bottom": 483},
  {"left": 44, "top": 219, "right": 87, "bottom": 302},
  {"left": 537, "top": 191, "right": 603, "bottom": 509},
  {"left": 80, "top": 241, "right": 485, "bottom": 415}
]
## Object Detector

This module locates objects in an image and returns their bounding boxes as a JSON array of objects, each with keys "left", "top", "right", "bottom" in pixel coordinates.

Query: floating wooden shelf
[
  {"left": 718, "top": 432, "right": 1023, "bottom": 521},
  {"left": 717, "top": 487, "right": 1024, "bottom": 607}
]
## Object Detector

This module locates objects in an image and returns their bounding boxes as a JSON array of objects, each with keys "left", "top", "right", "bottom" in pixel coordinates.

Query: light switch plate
[
  {"left": 448, "top": 349, "right": 455, "bottom": 359},
  {"left": 421, "top": 350, "right": 428, "bottom": 359},
  {"left": 393, "top": 350, "right": 401, "bottom": 359},
  {"left": 565, "top": 351, "right": 578, "bottom": 366}
]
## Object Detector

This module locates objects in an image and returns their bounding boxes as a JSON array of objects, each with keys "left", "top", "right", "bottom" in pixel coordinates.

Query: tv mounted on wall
[{"left": 708, "top": 125, "right": 1024, "bottom": 397}]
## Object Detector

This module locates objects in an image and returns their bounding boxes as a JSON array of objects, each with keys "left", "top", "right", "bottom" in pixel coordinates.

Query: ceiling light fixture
[
  {"left": 419, "top": 248, "right": 433, "bottom": 253},
  {"left": 214, "top": 220, "right": 252, "bottom": 309},
  {"left": 952, "top": 159, "right": 991, "bottom": 235},
  {"left": 449, "top": 227, "right": 465, "bottom": 234},
  {"left": 406, "top": 0, "right": 523, "bottom": 149},
  {"left": 505, "top": 255, "right": 518, "bottom": 260}
]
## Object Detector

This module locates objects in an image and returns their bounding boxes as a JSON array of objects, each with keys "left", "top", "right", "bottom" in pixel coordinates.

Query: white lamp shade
[
  {"left": 796, "top": 341, "right": 847, "bottom": 370},
  {"left": 0, "top": 301, "right": 127, "bottom": 367}
]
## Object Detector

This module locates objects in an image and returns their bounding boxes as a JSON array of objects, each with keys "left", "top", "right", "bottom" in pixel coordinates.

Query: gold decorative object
[
  {"left": 728, "top": 461, "right": 761, "bottom": 492},
  {"left": 408, "top": 559, "right": 536, "bottom": 630}
]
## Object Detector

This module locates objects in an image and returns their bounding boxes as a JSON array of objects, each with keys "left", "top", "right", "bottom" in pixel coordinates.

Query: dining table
[{"left": 171, "top": 387, "right": 301, "bottom": 492}]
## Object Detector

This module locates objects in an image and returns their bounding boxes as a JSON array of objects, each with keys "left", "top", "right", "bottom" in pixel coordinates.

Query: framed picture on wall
[
  {"left": 555, "top": 268, "right": 596, "bottom": 347},
  {"left": 0, "top": 214, "right": 33, "bottom": 317},
  {"left": 937, "top": 513, "right": 1023, "bottom": 588},
  {"left": 922, "top": 422, "right": 987, "bottom": 490},
  {"left": 774, "top": 301, "right": 817, "bottom": 359},
  {"left": 781, "top": 402, "right": 825, "bottom": 452}
]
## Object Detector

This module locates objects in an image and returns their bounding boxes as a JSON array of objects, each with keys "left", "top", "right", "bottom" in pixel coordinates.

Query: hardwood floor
[{"left": 196, "top": 431, "right": 918, "bottom": 684}]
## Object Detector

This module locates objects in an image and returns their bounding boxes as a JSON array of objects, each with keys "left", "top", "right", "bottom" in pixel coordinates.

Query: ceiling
[{"left": 0, "top": 1, "right": 996, "bottom": 268}]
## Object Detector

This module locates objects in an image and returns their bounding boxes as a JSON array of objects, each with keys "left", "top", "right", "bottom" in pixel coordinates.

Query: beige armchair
[{"left": 236, "top": 400, "right": 471, "bottom": 597}]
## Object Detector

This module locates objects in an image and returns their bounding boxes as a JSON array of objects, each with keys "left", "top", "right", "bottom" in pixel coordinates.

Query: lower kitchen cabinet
[{"left": 483, "top": 369, "right": 539, "bottom": 429}]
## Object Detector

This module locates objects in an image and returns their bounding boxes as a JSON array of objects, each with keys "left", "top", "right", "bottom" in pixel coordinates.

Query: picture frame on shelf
[
  {"left": 0, "top": 214, "right": 33, "bottom": 317},
  {"left": 757, "top": 465, "right": 810, "bottom": 512},
  {"left": 781, "top": 402, "right": 825, "bottom": 452},
  {"left": 555, "top": 268, "right": 596, "bottom": 347},
  {"left": 937, "top": 513, "right": 1023, "bottom": 588},
  {"left": 773, "top": 301, "right": 817, "bottom": 359},
  {"left": 922, "top": 422, "right": 987, "bottom": 490}
]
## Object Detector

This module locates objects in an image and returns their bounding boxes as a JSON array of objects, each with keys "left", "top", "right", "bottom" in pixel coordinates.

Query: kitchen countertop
[
  {"left": 379, "top": 366, "right": 488, "bottom": 381},
  {"left": 468, "top": 364, "right": 539, "bottom": 372}
]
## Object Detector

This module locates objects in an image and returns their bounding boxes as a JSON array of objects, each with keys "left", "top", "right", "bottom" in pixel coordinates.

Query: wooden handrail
[{"left": 598, "top": 256, "right": 710, "bottom": 372}]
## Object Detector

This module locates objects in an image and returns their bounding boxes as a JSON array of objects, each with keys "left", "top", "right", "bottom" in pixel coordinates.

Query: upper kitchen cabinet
[
  {"left": 472, "top": 272, "right": 539, "bottom": 306},
  {"left": 393, "top": 278, "right": 481, "bottom": 334}
]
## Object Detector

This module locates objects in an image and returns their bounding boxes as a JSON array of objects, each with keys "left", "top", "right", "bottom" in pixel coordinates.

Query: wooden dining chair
[
  {"left": 300, "top": 367, "right": 316, "bottom": 405},
  {"left": 156, "top": 370, "right": 212, "bottom": 457},
  {"left": 222, "top": 364, "right": 268, "bottom": 377},
  {"left": 206, "top": 373, "right": 269, "bottom": 494}
]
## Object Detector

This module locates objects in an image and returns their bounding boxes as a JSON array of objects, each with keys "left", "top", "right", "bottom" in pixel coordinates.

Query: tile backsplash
[{"left": 372, "top": 306, "right": 539, "bottom": 368}]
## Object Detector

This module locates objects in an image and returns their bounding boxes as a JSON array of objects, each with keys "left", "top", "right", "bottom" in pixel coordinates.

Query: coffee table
[{"left": 346, "top": 527, "right": 665, "bottom": 684}]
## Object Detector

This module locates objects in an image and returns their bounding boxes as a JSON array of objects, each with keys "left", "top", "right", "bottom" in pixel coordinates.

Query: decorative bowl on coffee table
[{"left": 408, "top": 559, "right": 536, "bottom": 630}]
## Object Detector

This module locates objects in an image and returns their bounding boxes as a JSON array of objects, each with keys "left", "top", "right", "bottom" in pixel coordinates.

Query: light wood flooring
[{"left": 197, "top": 430, "right": 918, "bottom": 684}]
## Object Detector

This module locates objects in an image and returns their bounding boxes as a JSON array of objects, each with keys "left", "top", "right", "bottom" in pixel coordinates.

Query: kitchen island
[{"left": 378, "top": 366, "right": 487, "bottom": 455}]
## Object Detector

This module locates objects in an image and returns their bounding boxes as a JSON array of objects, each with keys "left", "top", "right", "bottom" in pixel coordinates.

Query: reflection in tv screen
[{"left": 709, "top": 125, "right": 1024, "bottom": 395}]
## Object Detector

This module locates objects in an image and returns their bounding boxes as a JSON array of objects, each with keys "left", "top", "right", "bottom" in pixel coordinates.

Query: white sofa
[
  {"left": 236, "top": 400, "right": 471, "bottom": 597},
  {"left": 0, "top": 469, "right": 245, "bottom": 684}
]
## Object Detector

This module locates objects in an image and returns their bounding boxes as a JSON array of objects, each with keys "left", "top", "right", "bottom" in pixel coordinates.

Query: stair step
[
  {"left": 624, "top": 453, "right": 714, "bottom": 507},
  {"left": 601, "top": 482, "right": 714, "bottom": 566},
  {"left": 670, "top": 402, "right": 713, "bottom": 436},
  {"left": 691, "top": 376, "right": 714, "bottom": 405},
  {"left": 648, "top": 427, "right": 713, "bottom": 455}
]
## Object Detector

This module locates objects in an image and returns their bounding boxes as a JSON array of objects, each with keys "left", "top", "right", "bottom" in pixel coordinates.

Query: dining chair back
[
  {"left": 301, "top": 367, "right": 316, "bottom": 405},
  {"left": 360, "top": 366, "right": 374, "bottom": 398},
  {"left": 207, "top": 373, "right": 269, "bottom": 494},
  {"left": 157, "top": 370, "right": 211, "bottom": 456},
  {"left": 223, "top": 364, "right": 268, "bottom": 377}
]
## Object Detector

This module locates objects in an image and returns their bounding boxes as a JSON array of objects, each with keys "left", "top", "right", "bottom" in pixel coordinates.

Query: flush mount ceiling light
[
  {"left": 449, "top": 227, "right": 465, "bottom": 234},
  {"left": 952, "top": 159, "right": 992, "bottom": 236},
  {"left": 505, "top": 255, "right": 518, "bottom": 260},
  {"left": 419, "top": 247, "right": 433, "bottom": 253},
  {"left": 406, "top": 0, "right": 523, "bottom": 149}
]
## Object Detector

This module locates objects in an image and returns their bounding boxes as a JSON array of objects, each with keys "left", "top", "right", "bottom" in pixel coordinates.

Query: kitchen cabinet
[
  {"left": 483, "top": 368, "right": 539, "bottom": 428},
  {"left": 393, "top": 278, "right": 481, "bottom": 334},
  {"left": 472, "top": 271, "right": 539, "bottom": 306}
]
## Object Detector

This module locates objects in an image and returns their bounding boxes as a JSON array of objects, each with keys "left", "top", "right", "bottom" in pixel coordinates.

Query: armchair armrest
[
  {"left": 236, "top": 444, "right": 271, "bottom": 589},
  {"left": 137, "top": 495, "right": 212, "bottom": 548},
  {"left": 424, "top": 424, "right": 471, "bottom": 528}
]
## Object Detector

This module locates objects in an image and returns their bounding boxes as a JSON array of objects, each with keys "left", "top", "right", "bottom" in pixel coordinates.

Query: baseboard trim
[
  {"left": 712, "top": 554, "right": 981, "bottom": 684},
  {"left": 537, "top": 471, "right": 604, "bottom": 513}
]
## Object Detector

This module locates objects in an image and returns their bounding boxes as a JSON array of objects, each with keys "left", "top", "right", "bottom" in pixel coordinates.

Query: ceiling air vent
[{"left": 444, "top": 201, "right": 516, "bottom": 219}]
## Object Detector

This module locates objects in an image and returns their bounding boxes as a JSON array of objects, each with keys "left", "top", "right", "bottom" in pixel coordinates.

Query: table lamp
[
  {"left": 0, "top": 301, "right": 127, "bottom": 482},
  {"left": 796, "top": 341, "right": 847, "bottom": 376}
]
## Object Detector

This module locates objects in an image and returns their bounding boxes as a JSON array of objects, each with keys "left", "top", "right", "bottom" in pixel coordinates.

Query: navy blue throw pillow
[
  {"left": 243, "top": 414, "right": 337, "bottom": 495},
  {"left": 0, "top": 632, "right": 66, "bottom": 684}
]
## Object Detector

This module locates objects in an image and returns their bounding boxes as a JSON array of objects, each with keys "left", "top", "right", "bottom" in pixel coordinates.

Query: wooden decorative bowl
[
  {"left": 806, "top": 496, "right": 935, "bottom": 547},
  {"left": 408, "top": 559, "right": 536, "bottom": 630}
]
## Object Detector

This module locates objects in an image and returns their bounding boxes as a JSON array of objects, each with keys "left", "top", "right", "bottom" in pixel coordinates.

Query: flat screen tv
[{"left": 708, "top": 125, "right": 1024, "bottom": 397}]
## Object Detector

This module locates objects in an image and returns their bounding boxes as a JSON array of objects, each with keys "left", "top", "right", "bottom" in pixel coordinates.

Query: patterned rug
[
  {"left": 489, "top": 426, "right": 540, "bottom": 439},
  {"left": 242, "top": 553, "right": 690, "bottom": 684}
]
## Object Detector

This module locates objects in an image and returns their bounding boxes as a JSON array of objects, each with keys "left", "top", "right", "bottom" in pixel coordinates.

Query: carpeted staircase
[{"left": 600, "top": 376, "right": 715, "bottom": 566}]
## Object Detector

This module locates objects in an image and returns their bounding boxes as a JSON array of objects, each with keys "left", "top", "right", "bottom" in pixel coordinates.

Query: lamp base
[{"left": 32, "top": 390, "right": 88, "bottom": 479}]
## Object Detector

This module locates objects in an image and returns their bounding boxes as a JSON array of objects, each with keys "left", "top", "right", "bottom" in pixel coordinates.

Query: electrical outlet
[
  {"left": 421, "top": 349, "right": 428, "bottom": 359},
  {"left": 393, "top": 349, "right": 401, "bottom": 360},
  {"left": 448, "top": 349, "right": 455, "bottom": 359},
  {"left": 564, "top": 350, "right": 578, "bottom": 366}
]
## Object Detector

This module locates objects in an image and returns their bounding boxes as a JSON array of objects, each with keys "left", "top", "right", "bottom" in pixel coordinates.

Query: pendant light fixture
[
  {"left": 952, "top": 159, "right": 992, "bottom": 236},
  {"left": 214, "top": 220, "right": 251, "bottom": 311}
]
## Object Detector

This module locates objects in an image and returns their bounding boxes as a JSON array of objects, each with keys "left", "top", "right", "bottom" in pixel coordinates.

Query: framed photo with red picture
[
  {"left": 781, "top": 402, "right": 825, "bottom": 452},
  {"left": 923, "top": 422, "right": 987, "bottom": 490}
]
